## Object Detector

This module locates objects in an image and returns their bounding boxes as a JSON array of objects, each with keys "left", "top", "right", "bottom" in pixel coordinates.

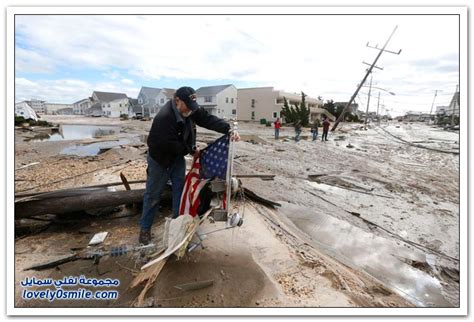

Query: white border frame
[{"left": 6, "top": 6, "right": 468, "bottom": 316}]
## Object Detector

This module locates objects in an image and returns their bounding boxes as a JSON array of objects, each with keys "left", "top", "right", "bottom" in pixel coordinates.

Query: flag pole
[{"left": 225, "top": 121, "right": 238, "bottom": 216}]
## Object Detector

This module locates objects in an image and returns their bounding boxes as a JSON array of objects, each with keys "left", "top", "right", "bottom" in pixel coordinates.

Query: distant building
[
  {"left": 435, "top": 106, "right": 449, "bottom": 115},
  {"left": 73, "top": 98, "right": 93, "bottom": 115},
  {"left": 137, "top": 87, "right": 175, "bottom": 118},
  {"left": 334, "top": 102, "right": 359, "bottom": 114},
  {"left": 237, "top": 87, "right": 323, "bottom": 122},
  {"left": 404, "top": 112, "right": 431, "bottom": 122},
  {"left": 196, "top": 84, "right": 237, "bottom": 119},
  {"left": 25, "top": 99, "right": 46, "bottom": 114},
  {"left": 102, "top": 97, "right": 130, "bottom": 118},
  {"left": 56, "top": 107, "right": 74, "bottom": 115},
  {"left": 310, "top": 107, "right": 336, "bottom": 122},
  {"left": 15, "top": 101, "right": 39, "bottom": 121},
  {"left": 85, "top": 91, "right": 128, "bottom": 117},
  {"left": 45, "top": 103, "right": 73, "bottom": 115}
]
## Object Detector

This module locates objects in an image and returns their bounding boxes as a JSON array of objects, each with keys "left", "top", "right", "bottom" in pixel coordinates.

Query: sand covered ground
[{"left": 13, "top": 115, "right": 459, "bottom": 308}]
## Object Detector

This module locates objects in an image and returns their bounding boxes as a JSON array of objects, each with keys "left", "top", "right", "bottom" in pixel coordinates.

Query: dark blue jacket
[{"left": 147, "top": 100, "right": 230, "bottom": 167}]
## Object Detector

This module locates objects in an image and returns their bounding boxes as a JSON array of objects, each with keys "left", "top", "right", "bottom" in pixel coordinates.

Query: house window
[
  {"left": 119, "top": 104, "right": 122, "bottom": 107},
  {"left": 276, "top": 98, "right": 284, "bottom": 104},
  {"left": 251, "top": 99, "right": 255, "bottom": 108},
  {"left": 160, "top": 98, "right": 164, "bottom": 104},
  {"left": 138, "top": 98, "right": 143, "bottom": 104},
  {"left": 108, "top": 104, "right": 111, "bottom": 107},
  {"left": 273, "top": 112, "right": 278, "bottom": 118},
  {"left": 232, "top": 109, "right": 236, "bottom": 115},
  {"left": 231, "top": 98, "right": 234, "bottom": 104},
  {"left": 251, "top": 111, "right": 255, "bottom": 120},
  {"left": 226, "top": 97, "right": 229, "bottom": 103},
  {"left": 205, "top": 96, "right": 212, "bottom": 103}
]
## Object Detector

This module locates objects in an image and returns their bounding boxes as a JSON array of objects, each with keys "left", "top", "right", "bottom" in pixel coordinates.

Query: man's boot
[{"left": 139, "top": 229, "right": 151, "bottom": 245}]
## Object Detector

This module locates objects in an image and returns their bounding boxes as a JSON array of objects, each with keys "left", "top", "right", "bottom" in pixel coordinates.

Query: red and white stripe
[{"left": 179, "top": 156, "right": 209, "bottom": 217}]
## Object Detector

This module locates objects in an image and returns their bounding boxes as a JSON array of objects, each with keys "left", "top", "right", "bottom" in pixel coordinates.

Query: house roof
[
  {"left": 129, "top": 98, "right": 139, "bottom": 106},
  {"left": 139, "top": 87, "right": 162, "bottom": 99},
  {"left": 73, "top": 98, "right": 90, "bottom": 105},
  {"left": 196, "top": 84, "right": 233, "bottom": 97},
  {"left": 93, "top": 91, "right": 128, "bottom": 103},
  {"left": 161, "top": 88, "right": 176, "bottom": 99}
]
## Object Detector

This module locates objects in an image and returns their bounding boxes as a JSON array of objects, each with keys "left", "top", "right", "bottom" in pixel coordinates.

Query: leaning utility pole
[
  {"left": 331, "top": 26, "right": 401, "bottom": 131},
  {"left": 376, "top": 91, "right": 381, "bottom": 123},
  {"left": 451, "top": 84, "right": 459, "bottom": 126},
  {"left": 428, "top": 90, "right": 439, "bottom": 119},
  {"left": 364, "top": 75, "right": 373, "bottom": 128}
]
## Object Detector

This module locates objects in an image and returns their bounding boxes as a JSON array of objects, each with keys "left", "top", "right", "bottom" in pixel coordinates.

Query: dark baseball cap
[{"left": 176, "top": 86, "right": 199, "bottom": 111}]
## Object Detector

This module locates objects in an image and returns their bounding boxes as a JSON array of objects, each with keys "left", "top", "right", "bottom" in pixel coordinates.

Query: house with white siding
[
  {"left": 102, "top": 97, "right": 130, "bottom": 118},
  {"left": 196, "top": 84, "right": 237, "bottom": 119},
  {"left": 73, "top": 98, "right": 93, "bottom": 115},
  {"left": 85, "top": 91, "right": 128, "bottom": 117},
  {"left": 136, "top": 87, "right": 176, "bottom": 118}
]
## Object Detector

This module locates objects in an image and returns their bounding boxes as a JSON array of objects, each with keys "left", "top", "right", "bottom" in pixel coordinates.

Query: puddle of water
[
  {"left": 278, "top": 202, "right": 454, "bottom": 307},
  {"left": 27, "top": 124, "right": 121, "bottom": 142},
  {"left": 60, "top": 139, "right": 132, "bottom": 156}
]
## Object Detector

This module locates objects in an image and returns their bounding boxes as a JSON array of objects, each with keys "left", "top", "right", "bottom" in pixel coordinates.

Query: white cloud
[
  {"left": 15, "top": 77, "right": 140, "bottom": 104},
  {"left": 15, "top": 14, "right": 460, "bottom": 116},
  {"left": 121, "top": 78, "right": 134, "bottom": 85}
]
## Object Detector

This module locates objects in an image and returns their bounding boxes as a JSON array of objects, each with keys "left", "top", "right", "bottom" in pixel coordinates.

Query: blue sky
[{"left": 15, "top": 14, "right": 460, "bottom": 116}]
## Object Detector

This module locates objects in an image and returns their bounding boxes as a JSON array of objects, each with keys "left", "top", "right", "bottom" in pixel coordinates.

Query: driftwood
[
  {"left": 242, "top": 187, "right": 281, "bottom": 208},
  {"left": 15, "top": 188, "right": 171, "bottom": 219}
]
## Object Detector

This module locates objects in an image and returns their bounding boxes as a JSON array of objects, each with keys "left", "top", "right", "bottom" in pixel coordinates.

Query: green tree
[
  {"left": 280, "top": 93, "right": 311, "bottom": 125},
  {"left": 299, "top": 92, "right": 310, "bottom": 126},
  {"left": 280, "top": 97, "right": 298, "bottom": 123}
]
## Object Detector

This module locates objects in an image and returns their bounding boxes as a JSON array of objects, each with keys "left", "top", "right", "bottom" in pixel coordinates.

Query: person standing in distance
[{"left": 139, "top": 86, "right": 240, "bottom": 245}]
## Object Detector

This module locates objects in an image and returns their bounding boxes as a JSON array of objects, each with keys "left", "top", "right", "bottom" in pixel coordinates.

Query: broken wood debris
[
  {"left": 15, "top": 188, "right": 171, "bottom": 218},
  {"left": 243, "top": 187, "right": 281, "bottom": 208}
]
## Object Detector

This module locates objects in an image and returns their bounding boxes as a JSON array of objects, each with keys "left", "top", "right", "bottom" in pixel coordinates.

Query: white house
[
  {"left": 196, "top": 84, "right": 237, "bottom": 119},
  {"left": 102, "top": 97, "right": 130, "bottom": 118},
  {"left": 73, "top": 98, "right": 92, "bottom": 115},
  {"left": 15, "top": 102, "right": 39, "bottom": 121},
  {"left": 136, "top": 87, "right": 176, "bottom": 118},
  {"left": 25, "top": 99, "right": 46, "bottom": 114},
  {"left": 85, "top": 91, "right": 128, "bottom": 117}
]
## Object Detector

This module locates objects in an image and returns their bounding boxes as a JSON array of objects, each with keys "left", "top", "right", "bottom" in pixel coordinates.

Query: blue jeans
[
  {"left": 275, "top": 128, "right": 280, "bottom": 139},
  {"left": 295, "top": 129, "right": 301, "bottom": 142},
  {"left": 140, "top": 154, "right": 185, "bottom": 230},
  {"left": 312, "top": 131, "right": 318, "bottom": 141}
]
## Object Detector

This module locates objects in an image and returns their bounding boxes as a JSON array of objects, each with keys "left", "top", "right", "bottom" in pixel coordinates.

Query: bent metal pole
[{"left": 331, "top": 25, "right": 399, "bottom": 132}]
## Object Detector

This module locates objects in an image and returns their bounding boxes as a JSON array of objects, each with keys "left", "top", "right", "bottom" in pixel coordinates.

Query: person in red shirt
[
  {"left": 274, "top": 117, "right": 282, "bottom": 139},
  {"left": 322, "top": 115, "right": 330, "bottom": 141}
]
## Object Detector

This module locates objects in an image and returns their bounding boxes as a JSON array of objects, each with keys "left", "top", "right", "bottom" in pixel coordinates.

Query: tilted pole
[
  {"left": 364, "top": 74, "right": 373, "bottom": 128},
  {"left": 331, "top": 25, "right": 400, "bottom": 131}
]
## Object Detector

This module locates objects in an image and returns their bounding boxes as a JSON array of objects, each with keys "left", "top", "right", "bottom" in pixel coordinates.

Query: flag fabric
[{"left": 179, "top": 134, "right": 230, "bottom": 217}]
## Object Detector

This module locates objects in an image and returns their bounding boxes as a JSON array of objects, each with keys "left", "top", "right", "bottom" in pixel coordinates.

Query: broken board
[{"left": 140, "top": 208, "right": 213, "bottom": 270}]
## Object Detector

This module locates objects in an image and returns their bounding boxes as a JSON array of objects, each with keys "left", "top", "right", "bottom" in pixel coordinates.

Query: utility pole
[
  {"left": 331, "top": 26, "right": 401, "bottom": 132},
  {"left": 364, "top": 75, "right": 373, "bottom": 128},
  {"left": 451, "top": 84, "right": 459, "bottom": 126},
  {"left": 376, "top": 91, "right": 381, "bottom": 123},
  {"left": 428, "top": 90, "right": 439, "bottom": 120}
]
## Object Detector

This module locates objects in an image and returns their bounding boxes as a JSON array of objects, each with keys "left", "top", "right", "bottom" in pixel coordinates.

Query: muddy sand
[{"left": 13, "top": 115, "right": 459, "bottom": 308}]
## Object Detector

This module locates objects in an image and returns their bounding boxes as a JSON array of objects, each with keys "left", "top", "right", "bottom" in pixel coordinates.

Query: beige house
[{"left": 237, "top": 87, "right": 323, "bottom": 122}]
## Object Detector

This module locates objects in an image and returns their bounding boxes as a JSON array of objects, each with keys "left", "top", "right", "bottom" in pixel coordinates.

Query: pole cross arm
[
  {"left": 363, "top": 61, "right": 383, "bottom": 70},
  {"left": 367, "top": 43, "right": 402, "bottom": 55}
]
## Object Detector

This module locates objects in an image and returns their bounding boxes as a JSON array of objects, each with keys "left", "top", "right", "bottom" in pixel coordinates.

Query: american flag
[{"left": 179, "top": 135, "right": 230, "bottom": 217}]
